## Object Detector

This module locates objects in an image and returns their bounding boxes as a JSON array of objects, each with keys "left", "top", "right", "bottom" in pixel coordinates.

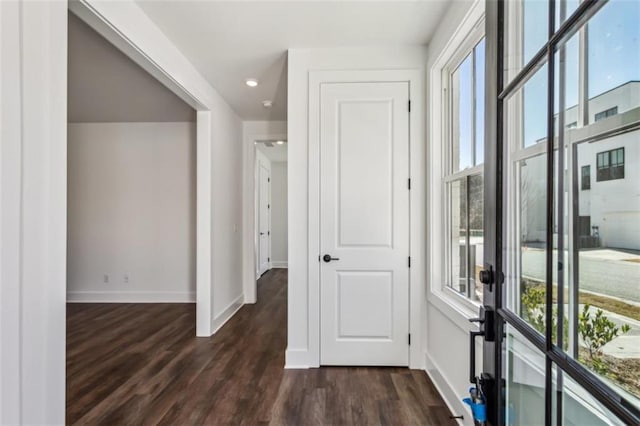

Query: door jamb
[{"left": 308, "top": 69, "right": 425, "bottom": 368}]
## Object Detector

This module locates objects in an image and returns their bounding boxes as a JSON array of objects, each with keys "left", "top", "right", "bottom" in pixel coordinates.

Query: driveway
[{"left": 521, "top": 248, "right": 640, "bottom": 303}]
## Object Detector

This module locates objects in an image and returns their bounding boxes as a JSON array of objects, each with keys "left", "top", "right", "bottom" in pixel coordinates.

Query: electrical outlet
[
  {"left": 124, "top": 274, "right": 129, "bottom": 284},
  {"left": 103, "top": 274, "right": 109, "bottom": 284}
]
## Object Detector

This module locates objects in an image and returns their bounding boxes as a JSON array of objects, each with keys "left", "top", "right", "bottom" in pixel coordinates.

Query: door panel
[
  {"left": 320, "top": 81, "right": 409, "bottom": 366},
  {"left": 258, "top": 162, "right": 270, "bottom": 276},
  {"left": 480, "top": 0, "right": 640, "bottom": 424}
]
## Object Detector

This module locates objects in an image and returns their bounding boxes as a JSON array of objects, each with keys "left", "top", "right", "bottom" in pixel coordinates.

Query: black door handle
[
  {"left": 469, "top": 330, "right": 484, "bottom": 383},
  {"left": 322, "top": 254, "right": 340, "bottom": 263}
]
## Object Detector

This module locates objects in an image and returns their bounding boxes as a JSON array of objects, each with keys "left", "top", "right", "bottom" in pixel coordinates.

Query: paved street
[{"left": 521, "top": 248, "right": 640, "bottom": 303}]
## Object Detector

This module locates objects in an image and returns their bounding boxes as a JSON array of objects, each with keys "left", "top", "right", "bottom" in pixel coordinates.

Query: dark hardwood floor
[{"left": 67, "top": 269, "right": 455, "bottom": 425}]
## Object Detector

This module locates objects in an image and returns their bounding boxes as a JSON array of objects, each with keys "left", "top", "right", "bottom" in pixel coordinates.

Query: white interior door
[
  {"left": 258, "top": 161, "right": 271, "bottom": 276},
  {"left": 320, "top": 81, "right": 410, "bottom": 366}
]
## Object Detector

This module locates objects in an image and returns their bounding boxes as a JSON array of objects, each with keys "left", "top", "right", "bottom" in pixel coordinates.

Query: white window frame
[
  {"left": 427, "top": 0, "right": 485, "bottom": 322},
  {"left": 443, "top": 30, "right": 485, "bottom": 306}
]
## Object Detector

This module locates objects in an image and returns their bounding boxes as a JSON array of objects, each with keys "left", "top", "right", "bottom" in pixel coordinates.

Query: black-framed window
[
  {"left": 581, "top": 165, "right": 590, "bottom": 190},
  {"left": 482, "top": 0, "right": 640, "bottom": 424},
  {"left": 596, "top": 148, "right": 624, "bottom": 182},
  {"left": 594, "top": 106, "right": 618, "bottom": 122}
]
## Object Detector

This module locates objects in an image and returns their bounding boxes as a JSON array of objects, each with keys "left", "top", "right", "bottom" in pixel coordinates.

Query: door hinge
[
  {"left": 268, "top": 204, "right": 270, "bottom": 209},
  {"left": 408, "top": 333, "right": 411, "bottom": 345},
  {"left": 408, "top": 256, "right": 411, "bottom": 268},
  {"left": 268, "top": 231, "right": 270, "bottom": 236},
  {"left": 268, "top": 257, "right": 270, "bottom": 262},
  {"left": 408, "top": 100, "right": 411, "bottom": 112},
  {"left": 268, "top": 177, "right": 270, "bottom": 183},
  {"left": 408, "top": 178, "right": 411, "bottom": 190}
]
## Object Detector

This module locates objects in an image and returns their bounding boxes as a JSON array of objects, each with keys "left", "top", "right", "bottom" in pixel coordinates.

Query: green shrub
[
  {"left": 521, "top": 287, "right": 632, "bottom": 376},
  {"left": 578, "top": 304, "right": 631, "bottom": 365},
  {"left": 521, "top": 285, "right": 568, "bottom": 349}
]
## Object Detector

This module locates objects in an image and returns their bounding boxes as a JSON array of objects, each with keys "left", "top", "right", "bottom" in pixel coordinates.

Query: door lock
[
  {"left": 479, "top": 265, "right": 495, "bottom": 292},
  {"left": 322, "top": 254, "right": 340, "bottom": 263}
]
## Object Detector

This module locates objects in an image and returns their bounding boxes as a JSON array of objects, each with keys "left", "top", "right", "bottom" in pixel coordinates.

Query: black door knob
[
  {"left": 323, "top": 254, "right": 340, "bottom": 263},
  {"left": 479, "top": 267, "right": 493, "bottom": 285}
]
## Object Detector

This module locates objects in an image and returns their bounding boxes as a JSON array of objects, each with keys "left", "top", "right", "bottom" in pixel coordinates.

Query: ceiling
[
  {"left": 68, "top": 12, "right": 195, "bottom": 123},
  {"left": 135, "top": 0, "right": 452, "bottom": 121},
  {"left": 257, "top": 142, "right": 288, "bottom": 162}
]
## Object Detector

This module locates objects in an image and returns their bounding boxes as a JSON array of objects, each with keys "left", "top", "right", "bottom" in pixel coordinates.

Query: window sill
[{"left": 427, "top": 285, "right": 481, "bottom": 332}]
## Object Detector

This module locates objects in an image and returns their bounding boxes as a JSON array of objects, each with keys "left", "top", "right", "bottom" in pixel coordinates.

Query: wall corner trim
[
  {"left": 424, "top": 352, "right": 473, "bottom": 426},
  {"left": 67, "top": 291, "right": 196, "bottom": 303}
]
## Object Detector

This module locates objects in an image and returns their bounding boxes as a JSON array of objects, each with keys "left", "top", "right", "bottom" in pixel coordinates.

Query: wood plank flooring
[{"left": 67, "top": 269, "right": 456, "bottom": 425}]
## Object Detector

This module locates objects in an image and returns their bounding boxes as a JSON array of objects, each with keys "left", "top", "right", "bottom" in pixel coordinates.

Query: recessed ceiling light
[
  {"left": 262, "top": 100, "right": 273, "bottom": 108},
  {"left": 245, "top": 78, "right": 258, "bottom": 87},
  {"left": 276, "top": 140, "right": 284, "bottom": 145}
]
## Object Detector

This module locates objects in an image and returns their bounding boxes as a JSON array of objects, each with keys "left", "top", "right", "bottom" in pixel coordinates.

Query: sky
[
  {"left": 522, "top": 0, "right": 640, "bottom": 147},
  {"left": 454, "top": 0, "right": 639, "bottom": 166}
]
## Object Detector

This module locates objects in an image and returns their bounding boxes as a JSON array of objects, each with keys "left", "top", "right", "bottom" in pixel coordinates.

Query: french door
[{"left": 478, "top": 0, "right": 640, "bottom": 424}]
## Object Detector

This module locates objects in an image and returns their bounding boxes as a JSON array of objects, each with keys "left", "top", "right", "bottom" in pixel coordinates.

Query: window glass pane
[
  {"left": 504, "top": 0, "right": 549, "bottom": 84},
  {"left": 447, "top": 174, "right": 483, "bottom": 303},
  {"left": 515, "top": 154, "right": 548, "bottom": 332},
  {"left": 448, "top": 177, "right": 468, "bottom": 295},
  {"left": 524, "top": 66, "right": 549, "bottom": 148},
  {"left": 504, "top": 63, "right": 549, "bottom": 330},
  {"left": 469, "top": 174, "right": 484, "bottom": 302},
  {"left": 505, "top": 325, "right": 547, "bottom": 425},
  {"left": 475, "top": 39, "right": 486, "bottom": 165},
  {"left": 452, "top": 54, "right": 474, "bottom": 172},
  {"left": 557, "top": 368, "right": 627, "bottom": 426},
  {"left": 587, "top": 0, "right": 640, "bottom": 128},
  {"left": 555, "top": 0, "right": 580, "bottom": 29},
  {"left": 555, "top": 18, "right": 640, "bottom": 405}
]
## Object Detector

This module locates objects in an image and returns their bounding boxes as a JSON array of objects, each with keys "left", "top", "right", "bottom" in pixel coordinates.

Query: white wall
[
  {"left": 425, "top": 1, "right": 482, "bottom": 424},
  {"left": 1, "top": 1, "right": 67, "bottom": 423},
  {"left": 67, "top": 122, "right": 196, "bottom": 302},
  {"left": 271, "top": 161, "right": 288, "bottom": 268},
  {"left": 286, "top": 47, "right": 427, "bottom": 369},
  {"left": 242, "top": 121, "right": 287, "bottom": 303},
  {"left": 210, "top": 106, "right": 244, "bottom": 332}
]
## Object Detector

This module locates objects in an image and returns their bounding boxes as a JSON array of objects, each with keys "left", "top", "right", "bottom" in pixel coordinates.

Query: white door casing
[
  {"left": 319, "top": 81, "right": 410, "bottom": 366},
  {"left": 257, "top": 155, "right": 271, "bottom": 276}
]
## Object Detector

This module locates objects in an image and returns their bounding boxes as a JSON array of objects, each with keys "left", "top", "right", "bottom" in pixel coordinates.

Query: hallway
[{"left": 67, "top": 269, "right": 454, "bottom": 425}]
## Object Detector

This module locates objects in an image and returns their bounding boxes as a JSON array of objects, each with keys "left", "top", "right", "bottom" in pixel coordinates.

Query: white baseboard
[
  {"left": 424, "top": 352, "right": 472, "bottom": 426},
  {"left": 67, "top": 291, "right": 195, "bottom": 303},
  {"left": 271, "top": 261, "right": 288, "bottom": 268},
  {"left": 210, "top": 294, "right": 244, "bottom": 334},
  {"left": 284, "top": 348, "right": 311, "bottom": 369}
]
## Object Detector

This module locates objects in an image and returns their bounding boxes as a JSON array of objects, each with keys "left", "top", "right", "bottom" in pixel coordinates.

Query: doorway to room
[{"left": 254, "top": 139, "right": 288, "bottom": 281}]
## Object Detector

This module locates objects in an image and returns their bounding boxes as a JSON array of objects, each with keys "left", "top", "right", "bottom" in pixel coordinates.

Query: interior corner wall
[
  {"left": 286, "top": 47, "right": 428, "bottom": 368},
  {"left": 210, "top": 108, "right": 244, "bottom": 333},
  {"left": 67, "top": 122, "right": 196, "bottom": 302},
  {"left": 270, "top": 161, "right": 288, "bottom": 268},
  {"left": 424, "top": 1, "right": 481, "bottom": 424}
]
